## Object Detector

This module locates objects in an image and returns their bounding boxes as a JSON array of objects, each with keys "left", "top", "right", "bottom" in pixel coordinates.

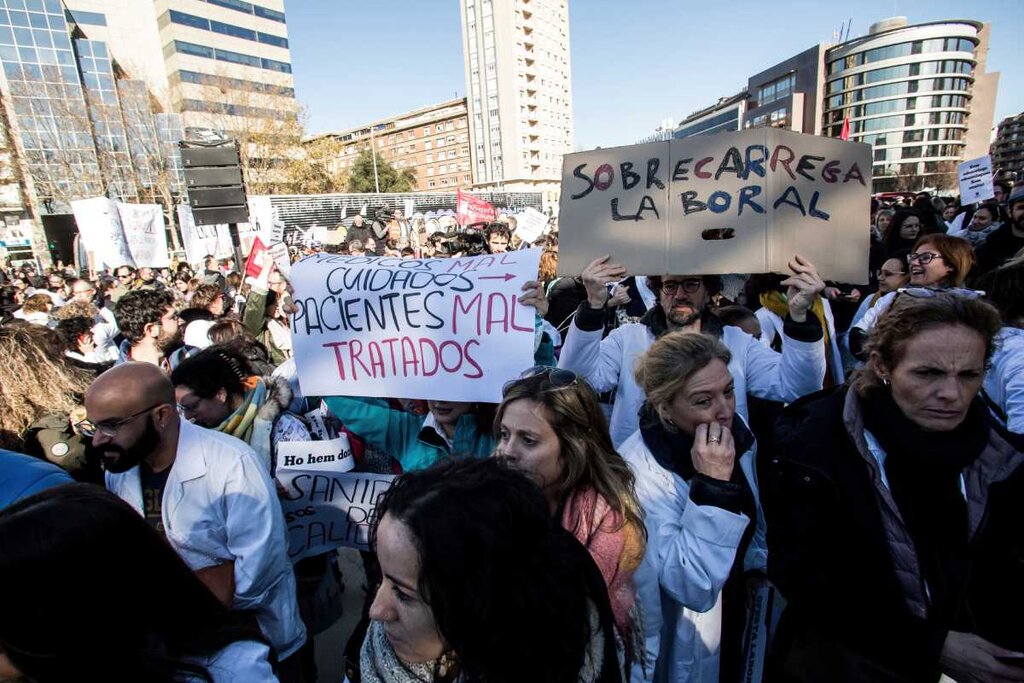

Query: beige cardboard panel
[
  {"left": 557, "top": 140, "right": 670, "bottom": 276},
  {"left": 764, "top": 129, "right": 872, "bottom": 283},
  {"left": 667, "top": 128, "right": 772, "bottom": 277},
  {"left": 559, "top": 130, "right": 873, "bottom": 282}
]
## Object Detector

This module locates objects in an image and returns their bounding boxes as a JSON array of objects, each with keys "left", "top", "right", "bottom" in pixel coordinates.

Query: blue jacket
[
  {"left": 323, "top": 397, "right": 495, "bottom": 473},
  {"left": 0, "top": 449, "right": 74, "bottom": 509}
]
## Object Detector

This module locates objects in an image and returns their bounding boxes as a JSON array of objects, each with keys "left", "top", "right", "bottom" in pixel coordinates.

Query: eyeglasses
[
  {"left": 75, "top": 403, "right": 166, "bottom": 439},
  {"left": 897, "top": 287, "right": 986, "bottom": 299},
  {"left": 661, "top": 278, "right": 703, "bottom": 295},
  {"left": 117, "top": 273, "right": 134, "bottom": 280},
  {"left": 907, "top": 252, "right": 943, "bottom": 265},
  {"left": 502, "top": 365, "right": 579, "bottom": 397}
]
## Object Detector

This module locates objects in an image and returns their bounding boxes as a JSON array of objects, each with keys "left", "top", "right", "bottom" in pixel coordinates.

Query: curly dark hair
[
  {"left": 56, "top": 316, "right": 94, "bottom": 350},
  {"left": 113, "top": 289, "right": 176, "bottom": 344},
  {"left": 371, "top": 458, "right": 619, "bottom": 683}
]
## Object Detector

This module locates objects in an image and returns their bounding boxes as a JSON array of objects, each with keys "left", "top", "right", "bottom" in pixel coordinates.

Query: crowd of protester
[{"left": 0, "top": 184, "right": 1022, "bottom": 683}]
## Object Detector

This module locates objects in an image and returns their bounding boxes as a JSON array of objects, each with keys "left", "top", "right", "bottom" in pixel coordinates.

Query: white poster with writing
[
  {"left": 277, "top": 443, "right": 394, "bottom": 561},
  {"left": 179, "top": 204, "right": 233, "bottom": 265},
  {"left": 71, "top": 196, "right": 133, "bottom": 270},
  {"left": 289, "top": 249, "right": 543, "bottom": 402},
  {"left": 118, "top": 202, "right": 169, "bottom": 267},
  {"left": 514, "top": 206, "right": 549, "bottom": 244},
  {"left": 958, "top": 155, "right": 995, "bottom": 204}
]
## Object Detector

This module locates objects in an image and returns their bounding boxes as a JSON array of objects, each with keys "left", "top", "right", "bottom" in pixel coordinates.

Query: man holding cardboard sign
[{"left": 558, "top": 254, "right": 827, "bottom": 446}]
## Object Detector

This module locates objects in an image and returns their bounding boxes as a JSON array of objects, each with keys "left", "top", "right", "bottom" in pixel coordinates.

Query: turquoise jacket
[{"left": 322, "top": 397, "right": 495, "bottom": 473}]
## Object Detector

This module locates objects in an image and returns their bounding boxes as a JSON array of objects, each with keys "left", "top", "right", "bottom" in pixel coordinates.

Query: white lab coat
[
  {"left": 985, "top": 327, "right": 1024, "bottom": 433},
  {"left": 106, "top": 420, "right": 306, "bottom": 659},
  {"left": 558, "top": 317, "right": 826, "bottom": 447},
  {"left": 621, "top": 427, "right": 767, "bottom": 683},
  {"left": 755, "top": 300, "right": 845, "bottom": 386},
  {"left": 188, "top": 640, "right": 279, "bottom": 682}
]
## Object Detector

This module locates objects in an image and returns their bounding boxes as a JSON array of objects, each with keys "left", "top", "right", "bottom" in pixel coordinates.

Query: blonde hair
[
  {"left": 538, "top": 248, "right": 558, "bottom": 284},
  {"left": 0, "top": 325, "right": 92, "bottom": 450},
  {"left": 633, "top": 331, "right": 732, "bottom": 430},
  {"left": 53, "top": 299, "right": 98, "bottom": 321}
]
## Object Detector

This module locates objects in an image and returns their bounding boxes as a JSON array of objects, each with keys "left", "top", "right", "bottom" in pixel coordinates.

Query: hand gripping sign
[{"left": 289, "top": 249, "right": 543, "bottom": 403}]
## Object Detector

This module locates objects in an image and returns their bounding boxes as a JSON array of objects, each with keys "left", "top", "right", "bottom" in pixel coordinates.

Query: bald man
[{"left": 86, "top": 363, "right": 307, "bottom": 675}]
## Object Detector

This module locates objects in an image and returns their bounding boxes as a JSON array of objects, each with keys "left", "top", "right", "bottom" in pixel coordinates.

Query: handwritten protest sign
[
  {"left": 958, "top": 155, "right": 995, "bottom": 204},
  {"left": 514, "top": 207, "right": 549, "bottom": 244},
  {"left": 278, "top": 439, "right": 394, "bottom": 560},
  {"left": 179, "top": 205, "right": 233, "bottom": 264},
  {"left": 557, "top": 128, "right": 872, "bottom": 283},
  {"left": 289, "top": 249, "right": 543, "bottom": 402},
  {"left": 118, "top": 203, "right": 169, "bottom": 268},
  {"left": 268, "top": 242, "right": 291, "bottom": 277},
  {"left": 72, "top": 197, "right": 133, "bottom": 270}
]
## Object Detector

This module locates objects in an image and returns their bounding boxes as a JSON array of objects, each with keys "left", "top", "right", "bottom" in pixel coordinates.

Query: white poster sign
[
  {"left": 290, "top": 249, "right": 543, "bottom": 402},
  {"left": 178, "top": 204, "right": 233, "bottom": 265},
  {"left": 514, "top": 206, "right": 549, "bottom": 244},
  {"left": 72, "top": 196, "right": 133, "bottom": 270},
  {"left": 403, "top": 198, "right": 415, "bottom": 218},
  {"left": 958, "top": 155, "right": 995, "bottom": 204},
  {"left": 268, "top": 241, "right": 291, "bottom": 278},
  {"left": 278, "top": 457, "right": 394, "bottom": 560},
  {"left": 277, "top": 436, "right": 356, "bottom": 473},
  {"left": 118, "top": 203, "right": 169, "bottom": 267}
]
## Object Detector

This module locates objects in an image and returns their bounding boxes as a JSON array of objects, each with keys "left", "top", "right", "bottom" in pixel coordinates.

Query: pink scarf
[{"left": 561, "top": 487, "right": 643, "bottom": 645}]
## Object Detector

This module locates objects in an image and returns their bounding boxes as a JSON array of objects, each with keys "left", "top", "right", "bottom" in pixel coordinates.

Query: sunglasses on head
[{"left": 502, "top": 366, "right": 579, "bottom": 397}]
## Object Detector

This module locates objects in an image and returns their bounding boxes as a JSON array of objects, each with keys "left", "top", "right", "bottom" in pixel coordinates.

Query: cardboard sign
[
  {"left": 557, "top": 128, "right": 872, "bottom": 283},
  {"left": 118, "top": 203, "right": 169, "bottom": 268},
  {"left": 278, "top": 465, "right": 395, "bottom": 560},
  {"left": 289, "top": 249, "right": 543, "bottom": 402},
  {"left": 179, "top": 205, "right": 233, "bottom": 265},
  {"left": 514, "top": 207, "right": 549, "bottom": 244},
  {"left": 958, "top": 155, "right": 995, "bottom": 204},
  {"left": 456, "top": 189, "right": 497, "bottom": 227},
  {"left": 244, "top": 237, "right": 268, "bottom": 277},
  {"left": 72, "top": 197, "right": 134, "bottom": 270}
]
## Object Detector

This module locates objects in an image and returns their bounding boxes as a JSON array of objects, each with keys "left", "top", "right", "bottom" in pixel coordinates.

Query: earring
[{"left": 881, "top": 377, "right": 890, "bottom": 386}]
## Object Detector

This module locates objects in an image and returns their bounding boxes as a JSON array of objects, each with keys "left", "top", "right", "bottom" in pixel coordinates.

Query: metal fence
[{"left": 268, "top": 191, "right": 544, "bottom": 232}]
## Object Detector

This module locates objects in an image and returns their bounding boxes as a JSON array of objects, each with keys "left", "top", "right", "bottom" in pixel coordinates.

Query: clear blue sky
[{"left": 288, "top": 0, "right": 1023, "bottom": 150}]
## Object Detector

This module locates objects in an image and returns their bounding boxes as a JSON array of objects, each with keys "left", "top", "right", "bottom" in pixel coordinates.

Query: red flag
[
  {"left": 456, "top": 189, "right": 497, "bottom": 227},
  {"left": 244, "top": 237, "right": 268, "bottom": 278},
  {"left": 839, "top": 117, "right": 850, "bottom": 141}
]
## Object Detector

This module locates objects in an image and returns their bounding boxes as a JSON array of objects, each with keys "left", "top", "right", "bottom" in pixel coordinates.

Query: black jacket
[{"left": 761, "top": 386, "right": 1024, "bottom": 682}]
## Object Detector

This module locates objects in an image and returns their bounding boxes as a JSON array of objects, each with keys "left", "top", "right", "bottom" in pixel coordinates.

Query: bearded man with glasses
[
  {"left": 558, "top": 254, "right": 828, "bottom": 446},
  {"left": 85, "top": 362, "right": 308, "bottom": 680}
]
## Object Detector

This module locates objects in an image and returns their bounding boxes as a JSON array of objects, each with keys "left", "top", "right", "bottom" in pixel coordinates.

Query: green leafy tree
[{"left": 346, "top": 149, "right": 417, "bottom": 193}]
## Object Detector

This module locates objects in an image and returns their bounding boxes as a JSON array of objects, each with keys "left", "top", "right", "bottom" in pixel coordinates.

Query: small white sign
[
  {"left": 514, "top": 207, "right": 549, "bottom": 244},
  {"left": 958, "top": 155, "right": 995, "bottom": 204}
]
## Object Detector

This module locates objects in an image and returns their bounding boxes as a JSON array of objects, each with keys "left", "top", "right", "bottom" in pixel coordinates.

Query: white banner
[
  {"left": 178, "top": 204, "right": 233, "bottom": 265},
  {"left": 72, "top": 197, "right": 133, "bottom": 270},
  {"left": 118, "top": 203, "right": 169, "bottom": 267},
  {"left": 958, "top": 155, "right": 995, "bottom": 204},
  {"left": 289, "top": 249, "right": 543, "bottom": 402},
  {"left": 278, "top": 445, "right": 394, "bottom": 561}
]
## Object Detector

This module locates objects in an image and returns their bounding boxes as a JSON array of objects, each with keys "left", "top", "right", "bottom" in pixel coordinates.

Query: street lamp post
[{"left": 369, "top": 125, "right": 381, "bottom": 193}]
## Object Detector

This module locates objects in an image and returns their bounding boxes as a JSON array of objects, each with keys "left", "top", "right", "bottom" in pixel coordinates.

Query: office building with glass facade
[{"left": 822, "top": 18, "right": 998, "bottom": 191}]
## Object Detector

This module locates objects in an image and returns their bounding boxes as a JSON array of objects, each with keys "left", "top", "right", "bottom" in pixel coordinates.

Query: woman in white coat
[{"left": 621, "top": 331, "right": 767, "bottom": 683}]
